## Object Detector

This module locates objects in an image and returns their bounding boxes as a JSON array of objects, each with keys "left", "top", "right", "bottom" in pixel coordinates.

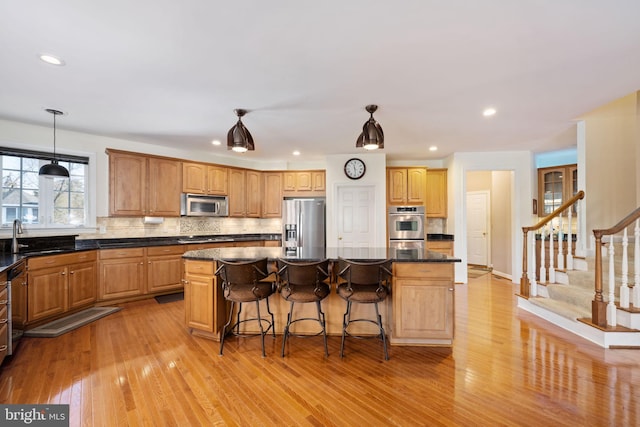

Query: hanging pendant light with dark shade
[
  {"left": 227, "top": 109, "right": 255, "bottom": 153},
  {"left": 356, "top": 104, "right": 384, "bottom": 150},
  {"left": 39, "top": 108, "right": 70, "bottom": 178}
]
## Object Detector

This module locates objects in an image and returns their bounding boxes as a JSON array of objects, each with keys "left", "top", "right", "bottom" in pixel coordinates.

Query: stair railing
[
  {"left": 520, "top": 190, "right": 585, "bottom": 298},
  {"left": 591, "top": 206, "right": 640, "bottom": 327}
]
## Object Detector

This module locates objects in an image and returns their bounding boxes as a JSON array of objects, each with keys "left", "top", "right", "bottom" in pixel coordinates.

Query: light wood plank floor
[{"left": 1, "top": 273, "right": 639, "bottom": 426}]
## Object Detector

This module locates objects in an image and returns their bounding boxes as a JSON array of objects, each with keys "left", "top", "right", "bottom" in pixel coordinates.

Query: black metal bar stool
[
  {"left": 336, "top": 258, "right": 392, "bottom": 360},
  {"left": 276, "top": 258, "right": 331, "bottom": 357},
  {"left": 215, "top": 258, "right": 276, "bottom": 357}
]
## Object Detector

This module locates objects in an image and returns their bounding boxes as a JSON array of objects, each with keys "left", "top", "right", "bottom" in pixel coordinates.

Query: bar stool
[
  {"left": 215, "top": 258, "right": 276, "bottom": 357},
  {"left": 336, "top": 258, "right": 392, "bottom": 360},
  {"left": 276, "top": 259, "right": 331, "bottom": 357}
]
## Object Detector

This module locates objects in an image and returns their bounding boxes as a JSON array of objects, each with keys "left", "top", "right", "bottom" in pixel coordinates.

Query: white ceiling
[{"left": 1, "top": 1, "right": 639, "bottom": 161}]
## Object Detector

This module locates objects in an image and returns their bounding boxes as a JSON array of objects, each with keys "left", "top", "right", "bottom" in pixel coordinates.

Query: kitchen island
[{"left": 183, "top": 246, "right": 460, "bottom": 347}]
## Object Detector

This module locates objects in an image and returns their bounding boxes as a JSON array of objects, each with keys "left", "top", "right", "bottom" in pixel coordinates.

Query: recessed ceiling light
[
  {"left": 211, "top": 139, "right": 221, "bottom": 146},
  {"left": 429, "top": 146, "right": 438, "bottom": 152},
  {"left": 292, "top": 150, "right": 300, "bottom": 156},
  {"left": 483, "top": 107, "right": 497, "bottom": 117},
  {"left": 39, "top": 54, "right": 65, "bottom": 66}
]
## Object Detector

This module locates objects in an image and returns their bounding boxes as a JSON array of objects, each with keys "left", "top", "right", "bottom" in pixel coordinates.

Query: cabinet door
[
  {"left": 262, "top": 172, "right": 283, "bottom": 218},
  {"left": 68, "top": 261, "right": 97, "bottom": 309},
  {"left": 387, "top": 169, "right": 407, "bottom": 204},
  {"left": 406, "top": 168, "right": 426, "bottom": 204},
  {"left": 393, "top": 279, "right": 454, "bottom": 340},
  {"left": 425, "top": 169, "right": 447, "bottom": 217},
  {"left": 184, "top": 272, "right": 214, "bottom": 332},
  {"left": 148, "top": 158, "right": 181, "bottom": 216},
  {"left": 10, "top": 271, "right": 27, "bottom": 328},
  {"left": 245, "top": 170, "right": 262, "bottom": 217},
  {"left": 228, "top": 169, "right": 246, "bottom": 217},
  {"left": 312, "top": 171, "right": 325, "bottom": 192},
  {"left": 182, "top": 162, "right": 207, "bottom": 194},
  {"left": 282, "top": 172, "right": 296, "bottom": 192},
  {"left": 99, "top": 258, "right": 145, "bottom": 300},
  {"left": 147, "top": 254, "right": 184, "bottom": 293},
  {"left": 109, "top": 152, "right": 147, "bottom": 216},
  {"left": 207, "top": 166, "right": 228, "bottom": 195},
  {"left": 27, "top": 267, "right": 68, "bottom": 322},
  {"left": 296, "top": 172, "right": 312, "bottom": 191}
]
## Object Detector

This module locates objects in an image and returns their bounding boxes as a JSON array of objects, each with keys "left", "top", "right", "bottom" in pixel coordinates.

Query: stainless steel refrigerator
[{"left": 282, "top": 198, "right": 325, "bottom": 254}]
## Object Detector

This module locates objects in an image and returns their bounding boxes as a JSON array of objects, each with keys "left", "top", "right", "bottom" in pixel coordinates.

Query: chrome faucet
[{"left": 12, "top": 219, "right": 26, "bottom": 253}]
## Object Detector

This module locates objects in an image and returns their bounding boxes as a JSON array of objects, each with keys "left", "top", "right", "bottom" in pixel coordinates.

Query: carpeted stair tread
[
  {"left": 528, "top": 297, "right": 592, "bottom": 320},
  {"left": 546, "top": 284, "right": 593, "bottom": 310}
]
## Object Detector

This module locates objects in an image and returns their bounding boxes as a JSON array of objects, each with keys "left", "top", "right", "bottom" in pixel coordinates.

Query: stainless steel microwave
[{"left": 180, "top": 194, "right": 229, "bottom": 217}]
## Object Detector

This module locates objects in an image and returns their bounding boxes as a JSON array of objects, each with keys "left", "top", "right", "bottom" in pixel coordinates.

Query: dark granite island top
[{"left": 182, "top": 246, "right": 460, "bottom": 263}]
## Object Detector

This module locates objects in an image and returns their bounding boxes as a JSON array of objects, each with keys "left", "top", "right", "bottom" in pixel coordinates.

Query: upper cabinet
[
  {"left": 387, "top": 167, "right": 426, "bottom": 206},
  {"left": 425, "top": 168, "right": 447, "bottom": 218},
  {"left": 108, "top": 150, "right": 181, "bottom": 217},
  {"left": 537, "top": 164, "right": 577, "bottom": 217},
  {"left": 283, "top": 171, "right": 325, "bottom": 196},
  {"left": 228, "top": 169, "right": 262, "bottom": 218},
  {"left": 262, "top": 172, "right": 283, "bottom": 218},
  {"left": 182, "top": 162, "right": 228, "bottom": 195}
]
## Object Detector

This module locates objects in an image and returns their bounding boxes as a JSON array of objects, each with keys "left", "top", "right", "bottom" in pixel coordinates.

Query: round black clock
[{"left": 344, "top": 158, "right": 366, "bottom": 180}]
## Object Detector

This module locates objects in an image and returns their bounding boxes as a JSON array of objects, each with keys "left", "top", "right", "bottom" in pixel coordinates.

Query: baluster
[
  {"left": 633, "top": 219, "right": 640, "bottom": 308},
  {"left": 567, "top": 201, "right": 575, "bottom": 269},
  {"left": 540, "top": 230, "right": 547, "bottom": 283},
  {"left": 530, "top": 232, "right": 537, "bottom": 296},
  {"left": 619, "top": 227, "right": 630, "bottom": 308},
  {"left": 607, "top": 235, "right": 617, "bottom": 327},
  {"left": 549, "top": 222, "right": 556, "bottom": 283},
  {"left": 557, "top": 213, "right": 564, "bottom": 270}
]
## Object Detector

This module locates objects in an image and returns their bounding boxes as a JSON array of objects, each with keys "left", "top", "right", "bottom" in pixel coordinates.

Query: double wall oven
[{"left": 388, "top": 206, "right": 425, "bottom": 259}]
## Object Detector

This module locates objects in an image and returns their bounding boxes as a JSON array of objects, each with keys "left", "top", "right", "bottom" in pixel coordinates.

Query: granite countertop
[
  {"left": 183, "top": 246, "right": 460, "bottom": 263},
  {"left": 0, "top": 233, "right": 282, "bottom": 273}
]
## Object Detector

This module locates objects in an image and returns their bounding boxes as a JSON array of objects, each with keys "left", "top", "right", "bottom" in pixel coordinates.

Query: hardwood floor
[{"left": 1, "top": 273, "right": 639, "bottom": 426}]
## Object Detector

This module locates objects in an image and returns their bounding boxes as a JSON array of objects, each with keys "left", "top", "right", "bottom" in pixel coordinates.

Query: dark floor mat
[{"left": 154, "top": 292, "right": 184, "bottom": 304}]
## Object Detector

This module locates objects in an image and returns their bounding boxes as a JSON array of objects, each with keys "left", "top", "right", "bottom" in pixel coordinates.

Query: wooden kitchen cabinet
[
  {"left": 228, "top": 168, "right": 261, "bottom": 217},
  {"left": 146, "top": 245, "right": 186, "bottom": 294},
  {"left": 426, "top": 240, "right": 453, "bottom": 256},
  {"left": 0, "top": 272, "right": 8, "bottom": 364},
  {"left": 387, "top": 168, "right": 426, "bottom": 206},
  {"left": 184, "top": 260, "right": 228, "bottom": 340},
  {"left": 107, "top": 150, "right": 182, "bottom": 217},
  {"left": 425, "top": 168, "right": 447, "bottom": 218},
  {"left": 391, "top": 262, "right": 454, "bottom": 346},
  {"left": 99, "top": 248, "right": 146, "bottom": 301},
  {"left": 182, "top": 162, "right": 228, "bottom": 195},
  {"left": 27, "top": 251, "right": 97, "bottom": 323},
  {"left": 262, "top": 172, "right": 283, "bottom": 218},
  {"left": 282, "top": 170, "right": 325, "bottom": 196},
  {"left": 537, "top": 164, "right": 577, "bottom": 217}
]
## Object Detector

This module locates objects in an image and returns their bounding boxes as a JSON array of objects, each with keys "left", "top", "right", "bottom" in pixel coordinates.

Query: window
[{"left": 1, "top": 148, "right": 89, "bottom": 228}]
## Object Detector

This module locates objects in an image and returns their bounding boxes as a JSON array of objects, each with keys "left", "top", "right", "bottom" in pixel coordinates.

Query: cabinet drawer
[
  {"left": 0, "top": 287, "right": 7, "bottom": 305},
  {"left": 147, "top": 245, "right": 185, "bottom": 256},
  {"left": 185, "top": 261, "right": 214, "bottom": 275},
  {"left": 0, "top": 305, "right": 6, "bottom": 323},
  {"left": 393, "top": 262, "right": 453, "bottom": 280},
  {"left": 0, "top": 323, "right": 7, "bottom": 359},
  {"left": 28, "top": 251, "right": 97, "bottom": 270},
  {"left": 100, "top": 248, "right": 146, "bottom": 260}
]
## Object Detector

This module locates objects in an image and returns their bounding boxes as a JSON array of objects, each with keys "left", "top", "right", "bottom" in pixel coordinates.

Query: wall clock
[{"left": 344, "top": 158, "right": 366, "bottom": 180}]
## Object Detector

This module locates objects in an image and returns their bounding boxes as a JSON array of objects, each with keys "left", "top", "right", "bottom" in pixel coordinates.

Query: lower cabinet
[
  {"left": 98, "top": 248, "right": 146, "bottom": 301},
  {"left": 426, "top": 240, "right": 454, "bottom": 256},
  {"left": 0, "top": 272, "right": 8, "bottom": 364},
  {"left": 27, "top": 251, "right": 97, "bottom": 323},
  {"left": 391, "top": 262, "right": 454, "bottom": 346},
  {"left": 183, "top": 260, "right": 228, "bottom": 340},
  {"left": 146, "top": 245, "right": 186, "bottom": 293}
]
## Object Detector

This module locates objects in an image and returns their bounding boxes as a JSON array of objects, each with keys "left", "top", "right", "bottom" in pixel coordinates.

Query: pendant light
[
  {"left": 227, "top": 109, "right": 255, "bottom": 153},
  {"left": 39, "top": 109, "right": 70, "bottom": 178},
  {"left": 356, "top": 104, "right": 384, "bottom": 150}
]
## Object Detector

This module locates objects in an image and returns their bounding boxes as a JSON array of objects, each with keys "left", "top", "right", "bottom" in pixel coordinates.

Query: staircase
[{"left": 517, "top": 201, "right": 640, "bottom": 348}]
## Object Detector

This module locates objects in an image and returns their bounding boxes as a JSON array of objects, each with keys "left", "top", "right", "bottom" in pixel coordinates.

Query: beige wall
[
  {"left": 491, "top": 171, "right": 513, "bottom": 276},
  {"left": 580, "top": 92, "right": 638, "bottom": 234}
]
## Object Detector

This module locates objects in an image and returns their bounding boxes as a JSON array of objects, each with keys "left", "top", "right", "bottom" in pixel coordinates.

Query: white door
[
  {"left": 336, "top": 185, "right": 376, "bottom": 248},
  {"left": 467, "top": 191, "right": 490, "bottom": 266}
]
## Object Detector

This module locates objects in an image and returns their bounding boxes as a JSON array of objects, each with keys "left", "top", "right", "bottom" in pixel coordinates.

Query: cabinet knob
[
  {"left": 0, "top": 345, "right": 6, "bottom": 351},
  {"left": 61, "top": 271, "right": 66, "bottom": 275},
  {"left": 70, "top": 271, "right": 75, "bottom": 274},
  {"left": 148, "top": 261, "right": 151, "bottom": 264}
]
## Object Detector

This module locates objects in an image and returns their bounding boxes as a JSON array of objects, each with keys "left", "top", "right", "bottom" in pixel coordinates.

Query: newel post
[
  {"left": 520, "top": 228, "right": 530, "bottom": 297},
  {"left": 592, "top": 233, "right": 607, "bottom": 326}
]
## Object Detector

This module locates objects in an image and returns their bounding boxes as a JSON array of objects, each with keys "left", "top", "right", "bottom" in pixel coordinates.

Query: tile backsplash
[{"left": 79, "top": 217, "right": 282, "bottom": 240}]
